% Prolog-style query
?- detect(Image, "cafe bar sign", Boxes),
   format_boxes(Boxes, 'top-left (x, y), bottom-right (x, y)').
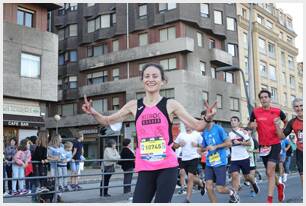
top-left (3, 103), bottom-right (41, 117)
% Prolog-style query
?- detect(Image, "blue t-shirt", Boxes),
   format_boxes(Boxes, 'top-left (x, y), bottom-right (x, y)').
top-left (281, 139), bottom-right (289, 158)
top-left (202, 124), bottom-right (229, 167)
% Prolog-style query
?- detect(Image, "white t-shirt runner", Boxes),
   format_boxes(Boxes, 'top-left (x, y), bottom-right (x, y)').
top-left (229, 128), bottom-right (250, 161)
top-left (174, 131), bottom-right (203, 161)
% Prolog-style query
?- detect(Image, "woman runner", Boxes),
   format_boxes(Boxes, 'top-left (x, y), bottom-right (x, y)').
top-left (82, 63), bottom-right (216, 203)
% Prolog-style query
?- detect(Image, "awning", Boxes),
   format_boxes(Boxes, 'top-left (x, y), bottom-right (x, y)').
top-left (3, 114), bottom-right (45, 128)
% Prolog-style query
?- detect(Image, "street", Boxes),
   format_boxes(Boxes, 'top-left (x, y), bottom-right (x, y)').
top-left (4, 172), bottom-right (303, 203)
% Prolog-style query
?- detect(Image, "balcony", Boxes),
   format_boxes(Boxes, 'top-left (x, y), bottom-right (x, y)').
top-left (209, 48), bottom-right (233, 66)
top-left (79, 37), bottom-right (194, 71)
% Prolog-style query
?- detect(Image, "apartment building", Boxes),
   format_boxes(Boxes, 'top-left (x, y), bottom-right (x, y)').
top-left (46, 3), bottom-right (241, 159)
top-left (3, 3), bottom-right (60, 144)
top-left (236, 3), bottom-right (302, 125)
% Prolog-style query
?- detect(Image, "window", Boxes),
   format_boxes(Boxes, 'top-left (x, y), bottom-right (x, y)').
top-left (243, 33), bottom-right (248, 49)
top-left (287, 19), bottom-right (293, 30)
top-left (281, 72), bottom-right (286, 85)
top-left (21, 53), bottom-right (40, 78)
top-left (200, 4), bottom-right (209, 17)
top-left (197, 32), bottom-right (203, 47)
top-left (69, 50), bottom-right (77, 62)
top-left (268, 65), bottom-right (276, 81)
top-left (159, 27), bottom-right (176, 41)
top-left (281, 51), bottom-right (286, 66)
top-left (227, 43), bottom-right (236, 56)
top-left (283, 92), bottom-right (288, 106)
top-left (202, 91), bottom-right (209, 103)
top-left (211, 67), bottom-right (216, 79)
top-left (259, 61), bottom-right (267, 77)
top-left (258, 38), bottom-right (266, 54)
top-left (58, 79), bottom-right (63, 91)
top-left (271, 87), bottom-right (278, 102)
top-left (69, 3), bottom-right (78, 11)
top-left (139, 63), bottom-right (146, 72)
top-left (87, 20), bottom-right (95, 33)
top-left (279, 32), bottom-right (283, 40)
top-left (101, 14), bottom-right (110, 28)
top-left (111, 13), bottom-right (116, 25)
top-left (268, 42), bottom-right (275, 58)
top-left (225, 72), bottom-right (233, 83)
top-left (216, 94), bottom-right (222, 109)
top-left (265, 20), bottom-right (273, 29)
top-left (69, 24), bottom-right (78, 37)
top-left (112, 68), bottom-right (120, 81)
top-left (289, 75), bottom-right (295, 89)
top-left (68, 76), bottom-right (77, 89)
top-left (94, 44), bottom-right (108, 56)
top-left (87, 46), bottom-right (93, 57)
top-left (226, 17), bottom-right (235, 31)
top-left (59, 54), bottom-right (64, 65)
top-left (200, 61), bottom-right (206, 76)
top-left (160, 58), bottom-right (176, 71)
top-left (139, 33), bottom-right (148, 46)
top-left (112, 40), bottom-right (119, 52)
top-left (92, 99), bottom-right (108, 113)
top-left (95, 17), bottom-right (100, 30)
top-left (208, 39), bottom-right (215, 49)
top-left (58, 29), bottom-right (64, 41)
top-left (230, 97), bottom-right (239, 111)
top-left (159, 3), bottom-right (176, 12)
top-left (257, 15), bottom-right (263, 24)
top-left (112, 97), bottom-right (120, 110)
top-left (261, 84), bottom-right (268, 90)
top-left (62, 103), bottom-right (76, 116)
top-left (288, 55), bottom-right (294, 69)
top-left (160, 89), bottom-right (175, 99)
top-left (214, 10), bottom-right (222, 24)
top-left (17, 8), bottom-right (33, 28)
top-left (287, 36), bottom-right (293, 44)
top-left (139, 4), bottom-right (147, 18)
top-left (87, 71), bottom-right (108, 85)
top-left (244, 57), bottom-right (249, 77)
top-left (242, 8), bottom-right (247, 19)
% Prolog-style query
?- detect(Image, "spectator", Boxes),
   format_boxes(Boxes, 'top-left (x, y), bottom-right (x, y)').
top-left (25, 136), bottom-right (37, 194)
top-left (101, 139), bottom-right (120, 197)
top-left (58, 141), bottom-right (73, 192)
top-left (71, 131), bottom-right (84, 191)
top-left (118, 138), bottom-right (135, 194)
top-left (4, 137), bottom-right (17, 196)
top-left (12, 139), bottom-right (31, 195)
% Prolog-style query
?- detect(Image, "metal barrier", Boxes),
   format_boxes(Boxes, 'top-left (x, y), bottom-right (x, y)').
top-left (3, 159), bottom-right (137, 202)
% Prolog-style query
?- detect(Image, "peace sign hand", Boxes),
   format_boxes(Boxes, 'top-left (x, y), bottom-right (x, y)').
top-left (82, 94), bottom-right (97, 115)
top-left (204, 101), bottom-right (217, 121)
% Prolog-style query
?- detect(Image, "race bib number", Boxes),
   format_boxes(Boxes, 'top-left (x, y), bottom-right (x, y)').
top-left (140, 137), bottom-right (166, 162)
top-left (208, 152), bottom-right (221, 166)
top-left (297, 131), bottom-right (303, 143)
top-left (259, 146), bottom-right (271, 157)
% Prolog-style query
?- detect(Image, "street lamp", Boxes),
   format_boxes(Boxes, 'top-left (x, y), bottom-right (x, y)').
top-left (54, 114), bottom-right (61, 135)
top-left (215, 65), bottom-right (253, 116)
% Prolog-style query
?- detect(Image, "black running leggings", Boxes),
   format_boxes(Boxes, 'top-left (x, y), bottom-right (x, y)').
top-left (133, 166), bottom-right (178, 203)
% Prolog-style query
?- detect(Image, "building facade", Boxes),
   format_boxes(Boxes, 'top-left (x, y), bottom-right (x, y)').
top-left (3, 3), bottom-right (60, 144)
top-left (46, 3), bottom-right (241, 159)
top-left (236, 3), bottom-right (302, 125)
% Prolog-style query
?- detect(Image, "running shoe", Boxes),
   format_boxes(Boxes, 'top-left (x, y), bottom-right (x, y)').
top-left (244, 181), bottom-right (251, 187)
top-left (277, 182), bottom-right (285, 202)
top-left (184, 198), bottom-right (191, 203)
top-left (251, 182), bottom-right (260, 194)
top-left (283, 173), bottom-right (288, 183)
top-left (178, 188), bottom-right (185, 195)
top-left (3, 191), bottom-right (12, 197)
top-left (229, 189), bottom-right (240, 203)
top-left (19, 189), bottom-right (29, 195)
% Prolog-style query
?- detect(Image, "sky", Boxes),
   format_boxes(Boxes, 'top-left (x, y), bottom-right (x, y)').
top-left (276, 3), bottom-right (303, 62)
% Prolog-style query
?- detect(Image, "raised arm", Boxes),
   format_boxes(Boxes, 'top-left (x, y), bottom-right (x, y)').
top-left (82, 95), bottom-right (136, 126)
top-left (168, 99), bottom-right (217, 132)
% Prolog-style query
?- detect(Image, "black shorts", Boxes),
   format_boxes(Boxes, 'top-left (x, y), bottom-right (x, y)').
top-left (250, 166), bottom-right (256, 170)
top-left (260, 143), bottom-right (281, 168)
top-left (182, 158), bottom-right (199, 175)
top-left (178, 158), bottom-right (183, 169)
top-left (229, 158), bottom-right (250, 175)
top-left (296, 149), bottom-right (303, 175)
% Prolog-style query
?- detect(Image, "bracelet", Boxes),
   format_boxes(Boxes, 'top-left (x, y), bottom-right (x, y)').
top-left (203, 115), bottom-right (212, 123)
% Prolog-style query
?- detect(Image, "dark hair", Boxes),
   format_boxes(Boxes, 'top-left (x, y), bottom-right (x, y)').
top-left (18, 139), bottom-right (29, 151)
top-left (122, 138), bottom-right (131, 147)
top-left (28, 136), bottom-right (37, 144)
top-left (140, 63), bottom-right (166, 81)
top-left (106, 139), bottom-right (116, 148)
top-left (231, 116), bottom-right (240, 122)
top-left (9, 137), bottom-right (17, 144)
top-left (258, 89), bottom-right (271, 98)
top-left (201, 110), bottom-right (207, 116)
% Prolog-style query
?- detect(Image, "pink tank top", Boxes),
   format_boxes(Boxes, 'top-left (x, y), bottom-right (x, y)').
top-left (135, 97), bottom-right (178, 172)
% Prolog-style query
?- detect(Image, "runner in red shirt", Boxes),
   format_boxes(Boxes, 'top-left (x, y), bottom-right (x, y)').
top-left (249, 90), bottom-right (287, 203)
top-left (282, 98), bottom-right (303, 186)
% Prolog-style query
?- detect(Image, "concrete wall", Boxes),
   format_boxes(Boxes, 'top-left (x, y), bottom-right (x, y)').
top-left (3, 22), bottom-right (58, 101)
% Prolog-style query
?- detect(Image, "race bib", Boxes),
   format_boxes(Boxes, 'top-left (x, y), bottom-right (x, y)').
top-left (208, 152), bottom-right (221, 166)
top-left (297, 131), bottom-right (303, 143)
top-left (259, 146), bottom-right (271, 157)
top-left (140, 137), bottom-right (166, 162)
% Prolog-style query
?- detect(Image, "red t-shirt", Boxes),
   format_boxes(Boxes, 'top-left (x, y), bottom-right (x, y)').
top-left (283, 117), bottom-right (303, 151)
top-left (250, 107), bottom-right (286, 146)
